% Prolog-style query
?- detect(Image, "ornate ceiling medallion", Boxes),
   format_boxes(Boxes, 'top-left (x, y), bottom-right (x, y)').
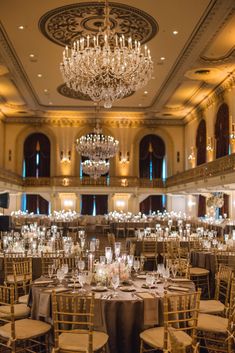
top-left (39, 2), bottom-right (158, 47)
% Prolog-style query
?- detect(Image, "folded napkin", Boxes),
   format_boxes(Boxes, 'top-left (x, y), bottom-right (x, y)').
top-left (168, 286), bottom-right (189, 292)
top-left (44, 287), bottom-right (68, 293)
top-left (38, 292), bottom-right (51, 317)
top-left (171, 278), bottom-right (191, 283)
top-left (33, 279), bottom-right (54, 285)
top-left (136, 292), bottom-right (158, 325)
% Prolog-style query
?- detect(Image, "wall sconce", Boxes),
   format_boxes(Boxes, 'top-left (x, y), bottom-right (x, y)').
top-left (60, 151), bottom-right (71, 164)
top-left (206, 137), bottom-right (214, 152)
top-left (188, 147), bottom-right (195, 163)
top-left (230, 123), bottom-right (235, 144)
top-left (121, 178), bottom-right (128, 187)
top-left (119, 151), bottom-right (130, 164)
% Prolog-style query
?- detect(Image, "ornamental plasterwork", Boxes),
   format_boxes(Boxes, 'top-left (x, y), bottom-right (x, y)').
top-left (39, 2), bottom-right (158, 47)
top-left (4, 116), bottom-right (183, 128)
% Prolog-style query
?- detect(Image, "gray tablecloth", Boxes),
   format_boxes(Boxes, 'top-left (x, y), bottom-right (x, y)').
top-left (29, 278), bottom-right (194, 353)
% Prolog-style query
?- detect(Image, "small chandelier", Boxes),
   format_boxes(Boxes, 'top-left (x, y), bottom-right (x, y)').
top-left (60, 0), bottom-right (153, 108)
top-left (82, 159), bottom-right (109, 179)
top-left (76, 125), bottom-right (119, 160)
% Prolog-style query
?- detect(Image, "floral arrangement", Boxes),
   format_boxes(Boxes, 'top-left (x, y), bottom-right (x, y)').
top-left (207, 194), bottom-right (224, 208)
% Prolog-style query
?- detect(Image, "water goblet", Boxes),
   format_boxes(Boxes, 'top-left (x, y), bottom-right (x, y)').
top-left (145, 273), bottom-right (155, 289)
top-left (111, 274), bottom-right (120, 296)
top-left (71, 269), bottom-right (78, 293)
top-left (77, 260), bottom-right (85, 272)
top-left (56, 268), bottom-right (64, 286)
top-left (133, 259), bottom-right (140, 276)
top-left (78, 272), bottom-right (86, 292)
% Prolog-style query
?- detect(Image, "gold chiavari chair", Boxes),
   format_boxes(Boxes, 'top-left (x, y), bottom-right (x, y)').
top-left (12, 258), bottom-right (32, 305)
top-left (196, 276), bottom-right (235, 353)
top-left (139, 290), bottom-right (201, 353)
top-left (0, 285), bottom-right (51, 353)
top-left (41, 251), bottom-right (65, 277)
top-left (58, 256), bottom-right (78, 272)
top-left (216, 251), bottom-right (235, 272)
top-left (52, 291), bottom-right (108, 353)
top-left (199, 264), bottom-right (232, 315)
top-left (141, 239), bottom-right (157, 269)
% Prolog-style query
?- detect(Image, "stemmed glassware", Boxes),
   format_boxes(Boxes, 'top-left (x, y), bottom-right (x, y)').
top-left (111, 274), bottom-right (120, 296)
top-left (133, 259), bottom-right (140, 277)
top-left (77, 260), bottom-right (85, 272)
top-left (78, 272), bottom-right (86, 292)
top-left (56, 268), bottom-right (65, 286)
top-left (71, 269), bottom-right (78, 293)
top-left (145, 273), bottom-right (155, 289)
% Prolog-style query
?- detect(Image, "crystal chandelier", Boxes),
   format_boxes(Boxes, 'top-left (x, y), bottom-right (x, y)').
top-left (76, 125), bottom-right (119, 160)
top-left (60, 0), bottom-right (153, 108)
top-left (82, 159), bottom-right (109, 179)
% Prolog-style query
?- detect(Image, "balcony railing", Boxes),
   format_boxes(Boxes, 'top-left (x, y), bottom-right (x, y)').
top-left (0, 167), bottom-right (22, 186)
top-left (1, 153), bottom-right (235, 190)
top-left (23, 176), bottom-right (165, 188)
top-left (166, 153), bottom-right (235, 187)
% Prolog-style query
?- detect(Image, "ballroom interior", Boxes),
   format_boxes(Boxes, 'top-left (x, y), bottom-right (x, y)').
top-left (0, 1), bottom-right (235, 353)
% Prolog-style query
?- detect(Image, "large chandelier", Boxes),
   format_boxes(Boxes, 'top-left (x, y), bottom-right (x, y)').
top-left (82, 159), bottom-right (109, 179)
top-left (60, 0), bottom-right (153, 108)
top-left (76, 125), bottom-right (119, 160)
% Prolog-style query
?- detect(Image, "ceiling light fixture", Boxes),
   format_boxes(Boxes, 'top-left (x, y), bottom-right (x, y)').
top-left (173, 30), bottom-right (178, 35)
top-left (82, 159), bottom-right (110, 179)
top-left (18, 25), bottom-right (24, 30)
top-left (60, 0), bottom-right (153, 108)
top-left (160, 56), bottom-right (165, 61)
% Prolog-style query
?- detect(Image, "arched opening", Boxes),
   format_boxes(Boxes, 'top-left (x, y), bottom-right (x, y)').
top-left (215, 103), bottom-right (229, 159)
top-left (23, 133), bottom-right (50, 177)
top-left (196, 119), bottom-right (206, 166)
top-left (139, 134), bottom-right (166, 179)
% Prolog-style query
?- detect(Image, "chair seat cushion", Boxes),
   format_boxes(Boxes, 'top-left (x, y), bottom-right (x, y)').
top-left (199, 300), bottom-right (225, 314)
top-left (6, 274), bottom-right (31, 283)
top-left (0, 318), bottom-right (51, 340)
top-left (140, 326), bottom-right (192, 349)
top-left (197, 314), bottom-right (228, 333)
top-left (189, 267), bottom-right (209, 276)
top-left (18, 294), bottom-right (29, 305)
top-left (0, 304), bottom-right (30, 319)
top-left (58, 331), bottom-right (109, 351)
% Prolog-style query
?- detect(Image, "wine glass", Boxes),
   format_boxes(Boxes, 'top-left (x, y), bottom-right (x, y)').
top-left (61, 264), bottom-right (69, 277)
top-left (111, 274), bottom-right (120, 296)
top-left (145, 273), bottom-right (155, 289)
top-left (77, 260), bottom-right (85, 272)
top-left (56, 268), bottom-right (64, 286)
top-left (71, 269), bottom-right (78, 293)
top-left (133, 259), bottom-right (140, 275)
top-left (78, 272), bottom-right (86, 292)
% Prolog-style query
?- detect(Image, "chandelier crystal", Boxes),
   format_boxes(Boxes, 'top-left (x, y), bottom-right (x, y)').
top-left (76, 125), bottom-right (119, 160)
top-left (82, 159), bottom-right (109, 179)
top-left (60, 0), bottom-right (153, 108)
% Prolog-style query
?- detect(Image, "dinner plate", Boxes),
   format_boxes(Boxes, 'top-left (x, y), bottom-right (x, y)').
top-left (137, 275), bottom-right (146, 279)
top-left (67, 283), bottom-right (81, 288)
top-left (119, 286), bottom-right (136, 292)
top-left (91, 286), bottom-right (108, 292)
top-left (141, 284), bottom-right (156, 289)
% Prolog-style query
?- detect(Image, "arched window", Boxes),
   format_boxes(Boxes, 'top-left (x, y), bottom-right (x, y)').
top-left (23, 133), bottom-right (50, 177)
top-left (196, 119), bottom-right (206, 166)
top-left (215, 103), bottom-right (229, 159)
top-left (139, 135), bottom-right (165, 179)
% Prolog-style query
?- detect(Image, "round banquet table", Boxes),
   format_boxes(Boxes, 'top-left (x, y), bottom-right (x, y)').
top-left (29, 276), bottom-right (195, 353)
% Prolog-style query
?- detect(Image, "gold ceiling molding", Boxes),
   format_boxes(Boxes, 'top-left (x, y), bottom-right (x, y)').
top-left (200, 9), bottom-right (235, 63)
top-left (4, 115), bottom-right (184, 128)
top-left (183, 72), bottom-right (235, 123)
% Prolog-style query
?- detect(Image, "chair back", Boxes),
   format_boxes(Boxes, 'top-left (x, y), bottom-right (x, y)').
top-left (214, 265), bottom-right (232, 306)
top-left (4, 253), bottom-right (27, 281)
top-left (52, 291), bottom-right (95, 353)
top-left (0, 285), bottom-right (15, 346)
top-left (168, 327), bottom-right (186, 353)
top-left (41, 251), bottom-right (64, 276)
top-left (163, 290), bottom-right (201, 352)
top-left (142, 239), bottom-right (157, 255)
